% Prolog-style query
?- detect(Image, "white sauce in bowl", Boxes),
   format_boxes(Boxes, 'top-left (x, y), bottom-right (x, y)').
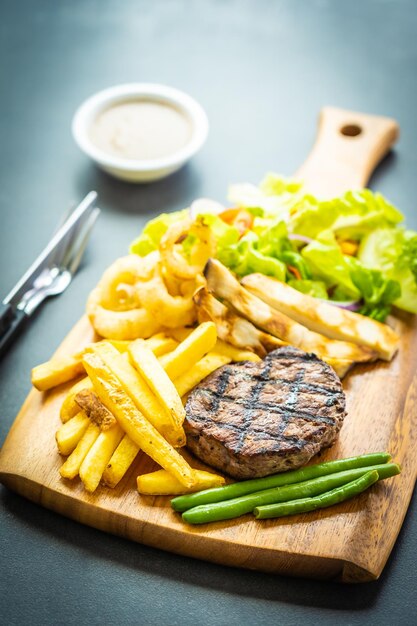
top-left (89, 101), bottom-right (193, 161)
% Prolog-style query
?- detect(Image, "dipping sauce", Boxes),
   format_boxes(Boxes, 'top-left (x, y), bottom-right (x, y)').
top-left (89, 100), bottom-right (193, 161)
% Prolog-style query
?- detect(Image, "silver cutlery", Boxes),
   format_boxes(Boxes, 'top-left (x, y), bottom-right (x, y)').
top-left (0, 192), bottom-right (100, 357)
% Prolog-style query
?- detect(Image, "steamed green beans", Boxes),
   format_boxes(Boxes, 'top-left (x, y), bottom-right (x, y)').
top-left (254, 470), bottom-right (379, 519)
top-left (181, 463), bottom-right (400, 525)
top-left (171, 452), bottom-right (391, 513)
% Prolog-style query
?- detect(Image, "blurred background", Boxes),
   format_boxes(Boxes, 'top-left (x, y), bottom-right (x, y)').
top-left (1, 2), bottom-right (416, 624)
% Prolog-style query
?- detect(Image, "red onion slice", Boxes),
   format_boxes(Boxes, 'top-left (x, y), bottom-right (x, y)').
top-left (322, 299), bottom-right (362, 312)
top-left (288, 234), bottom-right (313, 244)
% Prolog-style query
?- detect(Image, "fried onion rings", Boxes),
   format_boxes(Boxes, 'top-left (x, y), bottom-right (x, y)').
top-left (138, 263), bottom-right (197, 328)
top-left (87, 254), bottom-right (162, 339)
top-left (87, 219), bottom-right (213, 339)
top-left (159, 217), bottom-right (216, 280)
top-left (98, 252), bottom-right (159, 310)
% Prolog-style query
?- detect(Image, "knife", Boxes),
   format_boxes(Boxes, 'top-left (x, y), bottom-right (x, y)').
top-left (0, 192), bottom-right (99, 357)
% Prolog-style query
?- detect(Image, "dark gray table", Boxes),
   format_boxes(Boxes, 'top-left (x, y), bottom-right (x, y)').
top-left (1, 1), bottom-right (416, 624)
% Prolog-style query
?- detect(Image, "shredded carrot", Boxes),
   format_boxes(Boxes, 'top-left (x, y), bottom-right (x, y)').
top-left (339, 240), bottom-right (359, 256)
top-left (288, 265), bottom-right (302, 280)
top-left (219, 208), bottom-right (241, 223)
top-left (220, 208), bottom-right (254, 237)
top-left (234, 211), bottom-right (253, 236)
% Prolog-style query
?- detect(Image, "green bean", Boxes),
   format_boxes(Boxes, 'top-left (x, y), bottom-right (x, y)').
top-left (254, 470), bottom-right (379, 519)
top-left (181, 463), bottom-right (400, 525)
top-left (171, 452), bottom-right (391, 512)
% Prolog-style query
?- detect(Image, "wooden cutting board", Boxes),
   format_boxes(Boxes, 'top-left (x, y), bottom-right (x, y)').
top-left (1, 107), bottom-right (416, 583)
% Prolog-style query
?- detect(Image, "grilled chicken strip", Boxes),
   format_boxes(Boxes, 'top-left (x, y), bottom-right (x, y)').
top-left (195, 286), bottom-right (354, 378)
top-left (204, 259), bottom-right (377, 363)
top-left (194, 287), bottom-right (285, 357)
top-left (242, 273), bottom-right (399, 361)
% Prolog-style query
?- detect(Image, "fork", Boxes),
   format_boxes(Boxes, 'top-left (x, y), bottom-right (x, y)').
top-left (0, 194), bottom-right (100, 357)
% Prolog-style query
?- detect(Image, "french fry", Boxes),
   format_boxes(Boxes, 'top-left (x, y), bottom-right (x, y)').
top-left (55, 411), bottom-right (90, 456)
top-left (128, 341), bottom-right (185, 430)
top-left (168, 327), bottom-right (195, 343)
top-left (59, 423), bottom-right (100, 479)
top-left (174, 352), bottom-right (231, 398)
top-left (92, 342), bottom-right (185, 446)
top-left (60, 377), bottom-right (93, 423)
top-left (32, 340), bottom-right (130, 392)
top-left (82, 350), bottom-right (195, 488)
top-left (145, 333), bottom-right (179, 357)
top-left (158, 322), bottom-right (217, 380)
top-left (31, 356), bottom-right (85, 391)
top-left (79, 424), bottom-right (124, 492)
top-left (108, 340), bottom-right (131, 353)
top-left (102, 434), bottom-right (140, 488)
top-left (214, 339), bottom-right (261, 363)
top-left (137, 468), bottom-right (225, 495)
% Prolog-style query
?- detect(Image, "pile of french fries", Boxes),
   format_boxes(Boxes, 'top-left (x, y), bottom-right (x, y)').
top-left (32, 322), bottom-right (259, 495)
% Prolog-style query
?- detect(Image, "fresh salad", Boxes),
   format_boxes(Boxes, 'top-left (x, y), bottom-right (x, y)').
top-left (130, 173), bottom-right (417, 322)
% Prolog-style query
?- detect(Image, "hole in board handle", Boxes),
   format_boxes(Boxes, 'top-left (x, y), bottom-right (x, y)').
top-left (340, 124), bottom-right (362, 137)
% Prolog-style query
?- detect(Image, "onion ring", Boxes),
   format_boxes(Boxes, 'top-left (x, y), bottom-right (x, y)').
top-left (87, 253), bottom-right (162, 339)
top-left (159, 217), bottom-right (216, 280)
top-left (138, 263), bottom-right (197, 328)
top-left (160, 264), bottom-right (184, 297)
top-left (99, 252), bottom-right (159, 310)
top-left (87, 287), bottom-right (161, 339)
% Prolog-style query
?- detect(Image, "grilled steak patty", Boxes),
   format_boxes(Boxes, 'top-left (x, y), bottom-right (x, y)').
top-left (184, 346), bottom-right (346, 479)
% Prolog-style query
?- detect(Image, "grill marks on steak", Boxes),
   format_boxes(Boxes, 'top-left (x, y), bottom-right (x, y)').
top-left (184, 347), bottom-right (346, 479)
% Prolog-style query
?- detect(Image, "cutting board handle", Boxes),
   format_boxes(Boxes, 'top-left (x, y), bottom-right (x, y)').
top-left (296, 106), bottom-right (399, 198)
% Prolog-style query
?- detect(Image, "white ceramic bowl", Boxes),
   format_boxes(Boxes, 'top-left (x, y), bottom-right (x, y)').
top-left (72, 83), bottom-right (209, 183)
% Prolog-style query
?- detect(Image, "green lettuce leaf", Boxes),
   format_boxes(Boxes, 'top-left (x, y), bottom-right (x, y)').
top-left (349, 262), bottom-right (401, 321)
top-left (287, 279), bottom-right (328, 299)
top-left (229, 173), bottom-right (403, 243)
top-left (259, 173), bottom-right (303, 196)
top-left (290, 190), bottom-right (403, 240)
top-left (280, 251), bottom-right (312, 280)
top-left (399, 232), bottom-right (417, 284)
top-left (129, 209), bottom-right (189, 256)
top-left (358, 228), bottom-right (417, 313)
top-left (301, 231), bottom-right (360, 298)
top-left (254, 218), bottom-right (289, 256)
top-left (227, 173), bottom-right (303, 216)
top-left (199, 213), bottom-right (240, 249)
top-left (218, 239), bottom-right (287, 280)
top-left (300, 231), bottom-right (401, 319)
top-left (129, 173), bottom-right (413, 321)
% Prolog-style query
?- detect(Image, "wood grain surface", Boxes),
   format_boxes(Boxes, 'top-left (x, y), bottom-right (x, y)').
top-left (1, 108), bottom-right (415, 583)
top-left (296, 106), bottom-right (399, 198)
